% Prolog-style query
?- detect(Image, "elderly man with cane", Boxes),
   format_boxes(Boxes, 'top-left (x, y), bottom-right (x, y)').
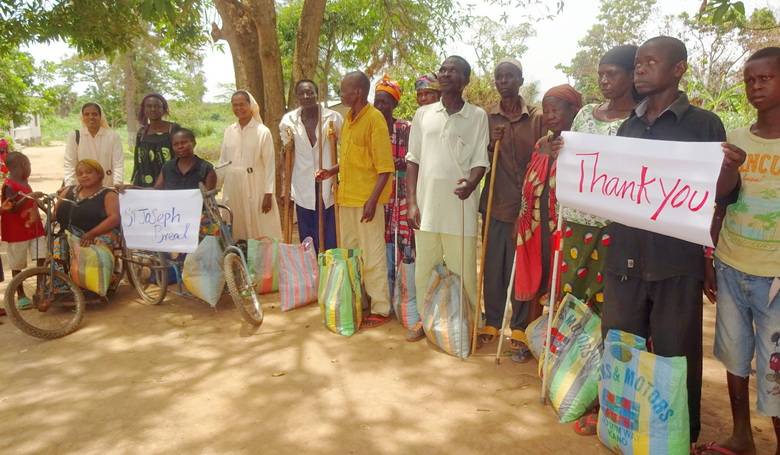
top-left (474, 58), bottom-right (545, 357)
top-left (406, 56), bottom-right (490, 342)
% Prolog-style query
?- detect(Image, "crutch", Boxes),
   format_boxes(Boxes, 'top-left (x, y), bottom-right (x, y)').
top-left (540, 210), bottom-right (564, 403)
top-left (495, 248), bottom-right (518, 364)
top-left (472, 125), bottom-right (505, 353)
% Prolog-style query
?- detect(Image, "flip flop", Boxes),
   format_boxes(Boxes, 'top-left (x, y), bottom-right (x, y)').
top-left (692, 442), bottom-right (742, 455)
top-left (573, 412), bottom-right (598, 436)
top-left (362, 314), bottom-right (390, 329)
top-left (477, 325), bottom-right (499, 345)
top-left (509, 329), bottom-right (528, 350)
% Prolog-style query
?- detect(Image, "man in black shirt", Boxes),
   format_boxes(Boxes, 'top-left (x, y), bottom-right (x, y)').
top-left (602, 36), bottom-right (745, 444)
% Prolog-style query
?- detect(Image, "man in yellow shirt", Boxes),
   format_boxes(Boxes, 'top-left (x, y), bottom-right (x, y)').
top-left (316, 71), bottom-right (394, 328)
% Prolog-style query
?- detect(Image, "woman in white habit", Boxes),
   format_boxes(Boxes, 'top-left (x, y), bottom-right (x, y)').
top-left (64, 102), bottom-right (124, 187)
top-left (218, 90), bottom-right (281, 240)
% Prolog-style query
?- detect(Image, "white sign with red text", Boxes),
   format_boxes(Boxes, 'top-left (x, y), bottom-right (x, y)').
top-left (556, 131), bottom-right (722, 247)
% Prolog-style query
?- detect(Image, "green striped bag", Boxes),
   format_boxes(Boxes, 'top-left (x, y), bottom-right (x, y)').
top-left (421, 264), bottom-right (472, 359)
top-left (247, 237), bottom-right (279, 294)
top-left (67, 233), bottom-right (114, 296)
top-left (598, 330), bottom-right (689, 454)
top-left (318, 248), bottom-right (363, 336)
top-left (545, 295), bottom-right (603, 423)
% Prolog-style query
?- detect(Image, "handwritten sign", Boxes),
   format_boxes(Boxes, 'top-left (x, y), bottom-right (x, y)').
top-left (557, 131), bottom-right (722, 247)
top-left (119, 189), bottom-right (203, 253)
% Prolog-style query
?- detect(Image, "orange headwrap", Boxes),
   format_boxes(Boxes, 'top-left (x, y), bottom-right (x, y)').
top-left (543, 84), bottom-right (583, 112)
top-left (375, 74), bottom-right (402, 102)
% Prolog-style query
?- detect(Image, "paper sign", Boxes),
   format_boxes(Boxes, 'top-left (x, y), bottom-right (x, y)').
top-left (556, 131), bottom-right (723, 247)
top-left (119, 189), bottom-right (203, 253)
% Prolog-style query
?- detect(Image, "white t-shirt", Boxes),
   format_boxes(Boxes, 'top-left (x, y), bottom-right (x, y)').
top-left (64, 127), bottom-right (124, 186)
top-left (407, 101), bottom-right (490, 237)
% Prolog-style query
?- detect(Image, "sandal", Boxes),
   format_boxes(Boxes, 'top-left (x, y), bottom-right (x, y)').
top-left (573, 412), bottom-right (598, 436)
top-left (692, 442), bottom-right (742, 455)
top-left (477, 325), bottom-right (499, 345)
top-left (509, 329), bottom-right (528, 350)
top-left (362, 314), bottom-right (391, 329)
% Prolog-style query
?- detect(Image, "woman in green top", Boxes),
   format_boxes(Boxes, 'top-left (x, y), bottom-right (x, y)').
top-left (131, 93), bottom-right (180, 187)
top-left (563, 44), bottom-right (638, 437)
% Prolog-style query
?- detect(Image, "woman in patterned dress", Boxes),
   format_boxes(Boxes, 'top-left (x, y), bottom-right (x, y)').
top-left (562, 45), bottom-right (639, 437)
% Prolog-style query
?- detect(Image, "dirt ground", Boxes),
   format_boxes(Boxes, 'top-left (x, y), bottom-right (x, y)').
top-left (0, 145), bottom-right (775, 455)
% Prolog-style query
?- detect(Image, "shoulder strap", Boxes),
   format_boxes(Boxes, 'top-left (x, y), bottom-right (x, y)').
top-left (75, 129), bottom-right (80, 145)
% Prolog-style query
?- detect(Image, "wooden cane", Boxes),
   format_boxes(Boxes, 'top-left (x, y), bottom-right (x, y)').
top-left (471, 126), bottom-right (505, 353)
top-left (327, 120), bottom-right (340, 247)
top-left (316, 108), bottom-right (325, 250)
top-left (540, 210), bottom-right (564, 403)
top-left (283, 126), bottom-right (295, 243)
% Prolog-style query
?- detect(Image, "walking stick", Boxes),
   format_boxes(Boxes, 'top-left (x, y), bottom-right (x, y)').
top-left (495, 249), bottom-right (518, 364)
top-left (540, 210), bottom-right (564, 403)
top-left (472, 126), bottom-right (505, 353)
top-left (283, 127), bottom-right (295, 243)
top-left (327, 120), bottom-right (340, 247)
top-left (316, 109), bottom-right (325, 250)
top-left (458, 181), bottom-right (468, 360)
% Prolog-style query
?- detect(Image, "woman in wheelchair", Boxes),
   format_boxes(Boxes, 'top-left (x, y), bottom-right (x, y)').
top-left (55, 159), bottom-right (121, 248)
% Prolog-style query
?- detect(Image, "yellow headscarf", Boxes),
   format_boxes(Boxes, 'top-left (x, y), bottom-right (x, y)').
top-left (77, 158), bottom-right (105, 176)
top-left (234, 90), bottom-right (263, 124)
top-left (80, 102), bottom-right (110, 129)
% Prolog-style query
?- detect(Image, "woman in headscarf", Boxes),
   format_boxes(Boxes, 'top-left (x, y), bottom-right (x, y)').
top-left (373, 74), bottom-right (415, 310)
top-left (513, 84), bottom-right (582, 359)
top-left (218, 90), bottom-right (281, 241)
top-left (415, 73), bottom-right (441, 107)
top-left (564, 45), bottom-right (638, 437)
top-left (131, 93), bottom-right (180, 187)
top-left (64, 103), bottom-right (123, 188)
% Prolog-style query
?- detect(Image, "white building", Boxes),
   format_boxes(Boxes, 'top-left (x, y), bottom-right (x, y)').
top-left (11, 114), bottom-right (42, 145)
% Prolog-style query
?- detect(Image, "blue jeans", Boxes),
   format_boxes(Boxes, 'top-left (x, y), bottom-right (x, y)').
top-left (714, 258), bottom-right (780, 417)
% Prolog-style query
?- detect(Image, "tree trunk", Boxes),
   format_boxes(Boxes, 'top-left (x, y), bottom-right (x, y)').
top-left (248, 0), bottom-right (287, 195)
top-left (122, 50), bottom-right (138, 150)
top-left (212, 0), bottom-right (265, 113)
top-left (286, 0), bottom-right (327, 108)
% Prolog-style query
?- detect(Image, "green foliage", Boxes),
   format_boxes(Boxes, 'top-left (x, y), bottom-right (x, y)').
top-left (0, 0), bottom-right (206, 58)
top-left (276, 0), bottom-right (461, 99)
top-left (467, 16), bottom-right (535, 76)
top-left (699, 0), bottom-right (746, 26)
top-left (558, 0), bottom-right (656, 102)
top-left (0, 48), bottom-right (37, 128)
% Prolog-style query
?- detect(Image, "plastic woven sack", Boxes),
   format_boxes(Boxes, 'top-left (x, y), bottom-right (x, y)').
top-left (278, 237), bottom-right (318, 311)
top-left (393, 257), bottom-right (418, 329)
top-left (182, 235), bottom-right (225, 307)
top-left (421, 264), bottom-right (472, 359)
top-left (318, 248), bottom-right (363, 336)
top-left (525, 313), bottom-right (548, 361)
top-left (598, 330), bottom-right (690, 455)
top-left (247, 237), bottom-right (279, 294)
top-left (545, 295), bottom-right (603, 422)
top-left (67, 234), bottom-right (114, 296)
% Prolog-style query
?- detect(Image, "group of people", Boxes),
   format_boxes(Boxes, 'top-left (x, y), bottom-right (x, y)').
top-left (0, 33), bottom-right (777, 454)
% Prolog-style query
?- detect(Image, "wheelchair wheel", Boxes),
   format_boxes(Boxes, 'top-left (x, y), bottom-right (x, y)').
top-left (125, 249), bottom-right (168, 305)
top-left (3, 267), bottom-right (86, 339)
top-left (223, 252), bottom-right (263, 326)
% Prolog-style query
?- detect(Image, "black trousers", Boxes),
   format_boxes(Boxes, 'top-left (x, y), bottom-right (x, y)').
top-left (602, 272), bottom-right (704, 442)
top-left (482, 217), bottom-right (531, 331)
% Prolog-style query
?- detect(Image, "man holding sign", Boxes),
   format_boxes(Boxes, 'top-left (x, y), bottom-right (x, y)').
top-left (556, 36), bottom-right (744, 443)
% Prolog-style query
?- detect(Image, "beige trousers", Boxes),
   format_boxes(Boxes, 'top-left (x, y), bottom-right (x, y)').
top-left (338, 206), bottom-right (390, 316)
top-left (414, 230), bottom-right (477, 316)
